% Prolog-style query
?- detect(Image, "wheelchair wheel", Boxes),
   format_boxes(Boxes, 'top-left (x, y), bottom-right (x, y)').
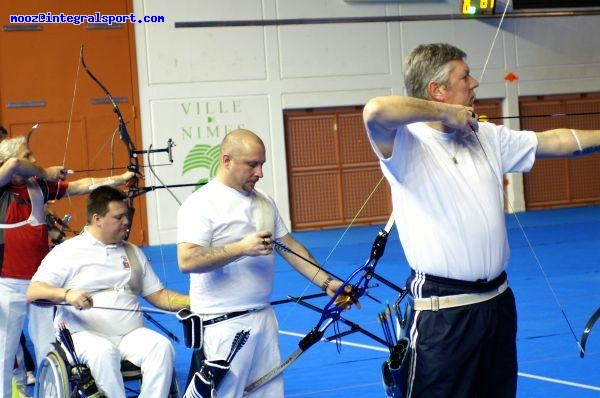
top-left (34, 350), bottom-right (69, 398)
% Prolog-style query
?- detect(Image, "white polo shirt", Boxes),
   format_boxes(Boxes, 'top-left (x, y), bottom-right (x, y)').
top-left (32, 228), bottom-right (163, 335)
top-left (370, 122), bottom-right (537, 282)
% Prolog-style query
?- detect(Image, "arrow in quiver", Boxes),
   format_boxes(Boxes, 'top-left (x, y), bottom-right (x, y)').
top-left (184, 330), bottom-right (250, 398)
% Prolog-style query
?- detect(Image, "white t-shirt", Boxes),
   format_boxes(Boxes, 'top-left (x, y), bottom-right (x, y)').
top-left (177, 180), bottom-right (289, 314)
top-left (32, 228), bottom-right (163, 335)
top-left (370, 122), bottom-right (538, 281)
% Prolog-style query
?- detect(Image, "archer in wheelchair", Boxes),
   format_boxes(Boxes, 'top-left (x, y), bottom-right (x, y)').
top-left (27, 186), bottom-right (190, 397)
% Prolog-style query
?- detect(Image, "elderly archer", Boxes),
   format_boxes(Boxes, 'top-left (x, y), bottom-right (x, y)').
top-left (27, 185), bottom-right (190, 397)
top-left (363, 42), bottom-right (600, 398)
top-left (0, 134), bottom-right (135, 398)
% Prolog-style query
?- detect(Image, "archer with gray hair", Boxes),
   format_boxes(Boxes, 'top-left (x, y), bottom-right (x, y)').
top-left (403, 43), bottom-right (467, 100)
top-left (0, 132), bottom-right (135, 397)
top-left (363, 43), bottom-right (600, 397)
top-left (0, 136), bottom-right (27, 164)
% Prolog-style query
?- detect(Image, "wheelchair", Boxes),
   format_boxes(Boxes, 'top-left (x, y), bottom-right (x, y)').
top-left (34, 343), bottom-right (181, 397)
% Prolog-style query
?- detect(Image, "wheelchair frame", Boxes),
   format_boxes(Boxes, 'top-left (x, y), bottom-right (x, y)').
top-left (34, 344), bottom-right (180, 398)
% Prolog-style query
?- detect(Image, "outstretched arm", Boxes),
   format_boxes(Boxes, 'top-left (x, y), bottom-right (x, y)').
top-left (0, 158), bottom-right (63, 187)
top-left (535, 128), bottom-right (600, 157)
top-left (65, 171), bottom-right (135, 196)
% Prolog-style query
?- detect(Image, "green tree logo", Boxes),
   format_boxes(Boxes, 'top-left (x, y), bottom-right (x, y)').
top-left (182, 144), bottom-right (221, 190)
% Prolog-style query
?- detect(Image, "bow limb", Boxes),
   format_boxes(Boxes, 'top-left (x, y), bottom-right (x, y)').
top-left (242, 317), bottom-right (335, 397)
top-left (80, 46), bottom-right (138, 173)
top-left (580, 307), bottom-right (600, 358)
top-left (79, 46), bottom-right (140, 241)
top-left (243, 215), bottom-right (400, 395)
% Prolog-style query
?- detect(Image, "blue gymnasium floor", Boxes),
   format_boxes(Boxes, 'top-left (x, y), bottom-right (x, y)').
top-left (140, 205), bottom-right (600, 398)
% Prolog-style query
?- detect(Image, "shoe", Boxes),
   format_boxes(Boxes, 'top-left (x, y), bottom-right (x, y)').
top-left (17, 385), bottom-right (32, 398)
top-left (26, 371), bottom-right (35, 386)
top-left (12, 379), bottom-right (32, 398)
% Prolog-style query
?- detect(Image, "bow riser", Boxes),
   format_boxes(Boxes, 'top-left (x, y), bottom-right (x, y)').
top-left (244, 216), bottom-right (401, 395)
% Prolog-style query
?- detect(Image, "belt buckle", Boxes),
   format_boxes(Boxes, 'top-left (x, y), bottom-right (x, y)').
top-left (430, 296), bottom-right (440, 311)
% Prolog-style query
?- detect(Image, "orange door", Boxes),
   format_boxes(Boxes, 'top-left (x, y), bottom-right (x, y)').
top-left (0, 0), bottom-right (148, 245)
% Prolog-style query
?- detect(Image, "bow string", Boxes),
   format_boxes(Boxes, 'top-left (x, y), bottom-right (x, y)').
top-left (475, 0), bottom-right (585, 352)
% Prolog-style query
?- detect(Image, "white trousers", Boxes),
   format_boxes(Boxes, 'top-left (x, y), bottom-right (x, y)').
top-left (202, 306), bottom-right (283, 398)
top-left (70, 327), bottom-right (175, 398)
top-left (28, 305), bottom-right (55, 367)
top-left (0, 277), bottom-right (61, 398)
top-left (0, 278), bottom-right (28, 398)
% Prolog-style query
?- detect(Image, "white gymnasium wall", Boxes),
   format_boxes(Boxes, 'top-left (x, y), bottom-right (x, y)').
top-left (132, 0), bottom-right (600, 245)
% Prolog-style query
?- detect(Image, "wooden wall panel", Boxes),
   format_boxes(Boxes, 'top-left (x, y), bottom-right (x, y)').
top-left (0, 0), bottom-right (147, 245)
top-left (284, 107), bottom-right (390, 230)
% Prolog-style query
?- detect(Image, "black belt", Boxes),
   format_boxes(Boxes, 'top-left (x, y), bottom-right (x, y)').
top-left (203, 310), bottom-right (251, 326)
top-left (410, 270), bottom-right (507, 293)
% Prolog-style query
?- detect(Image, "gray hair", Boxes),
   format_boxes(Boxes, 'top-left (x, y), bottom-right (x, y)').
top-left (404, 43), bottom-right (467, 100)
top-left (0, 136), bottom-right (27, 164)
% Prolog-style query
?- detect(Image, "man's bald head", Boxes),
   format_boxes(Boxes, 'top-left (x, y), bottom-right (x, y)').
top-left (220, 129), bottom-right (265, 158)
top-left (217, 129), bottom-right (266, 194)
